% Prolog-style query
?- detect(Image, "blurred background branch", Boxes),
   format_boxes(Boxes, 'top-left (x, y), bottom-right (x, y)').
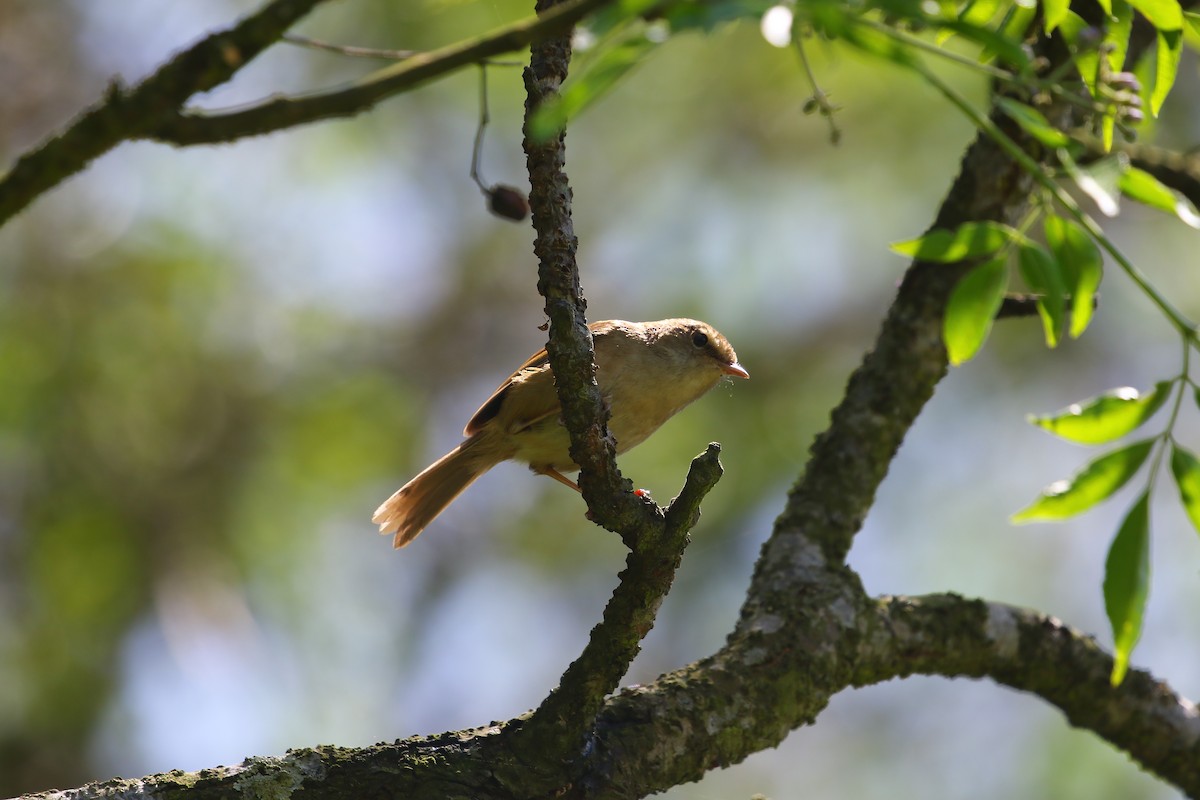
top-left (0, 0), bottom-right (336, 226)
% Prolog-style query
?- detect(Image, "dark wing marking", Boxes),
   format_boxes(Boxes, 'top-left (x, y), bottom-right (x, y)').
top-left (463, 347), bottom-right (552, 436)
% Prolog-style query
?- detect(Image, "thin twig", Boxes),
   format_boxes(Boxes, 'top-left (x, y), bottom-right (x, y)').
top-left (282, 33), bottom-right (526, 65)
top-left (795, 33), bottom-right (842, 145)
top-left (282, 33), bottom-right (419, 60)
top-left (470, 65), bottom-right (491, 192)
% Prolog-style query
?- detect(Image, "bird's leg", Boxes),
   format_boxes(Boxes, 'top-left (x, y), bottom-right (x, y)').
top-left (532, 466), bottom-right (581, 492)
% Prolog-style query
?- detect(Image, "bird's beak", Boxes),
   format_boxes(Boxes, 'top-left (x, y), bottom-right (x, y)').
top-left (723, 361), bottom-right (750, 379)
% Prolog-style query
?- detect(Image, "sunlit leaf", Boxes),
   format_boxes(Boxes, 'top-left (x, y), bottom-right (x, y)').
top-left (1151, 29), bottom-right (1183, 116)
top-left (528, 35), bottom-right (659, 141)
top-left (890, 221), bottom-right (1017, 262)
top-left (1043, 0), bottom-right (1071, 31)
top-left (1106, 0), bottom-right (1134, 74)
top-left (1012, 439), bottom-right (1153, 522)
top-left (1028, 383), bottom-right (1170, 444)
top-left (1059, 12), bottom-right (1101, 96)
top-left (1127, 0), bottom-right (1183, 31)
top-left (958, 0), bottom-right (1005, 28)
top-left (1186, 10), bottom-right (1200, 38)
top-left (1017, 241), bottom-right (1066, 347)
top-left (995, 98), bottom-right (1072, 147)
top-left (1119, 166), bottom-right (1177, 211)
top-left (1118, 166), bottom-right (1200, 227)
top-left (1099, 0), bottom-right (1134, 150)
top-left (1104, 491), bottom-right (1151, 686)
top-left (1043, 214), bottom-right (1102, 337)
top-left (944, 256), bottom-right (1008, 365)
top-left (983, 4), bottom-right (1039, 66)
top-left (1170, 444), bottom-right (1200, 536)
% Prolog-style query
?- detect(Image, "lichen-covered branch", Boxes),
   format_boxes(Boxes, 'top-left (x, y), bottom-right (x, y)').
top-left (859, 594), bottom-right (1200, 794)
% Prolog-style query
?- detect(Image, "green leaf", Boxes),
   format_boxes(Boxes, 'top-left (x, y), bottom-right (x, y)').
top-left (528, 35), bottom-right (659, 141)
top-left (1100, 0), bottom-right (1134, 150)
top-left (944, 256), bottom-right (1008, 365)
top-left (1012, 439), bottom-right (1153, 522)
top-left (1119, 166), bottom-right (1178, 211)
top-left (1059, 12), bottom-right (1101, 96)
top-left (1106, 0), bottom-right (1134, 74)
top-left (983, 4), bottom-right (1039, 66)
top-left (1044, 0), bottom-right (1070, 32)
top-left (1028, 383), bottom-right (1170, 444)
top-left (890, 222), bottom-right (1017, 262)
top-left (1017, 241), bottom-right (1067, 347)
top-left (1043, 214), bottom-right (1102, 337)
top-left (958, 0), bottom-right (1005, 28)
top-left (1186, 10), bottom-right (1200, 38)
top-left (833, 16), bottom-right (918, 65)
top-left (940, 17), bottom-right (1035, 70)
top-left (1151, 29), bottom-right (1183, 116)
top-left (995, 98), bottom-right (1072, 147)
top-left (1118, 166), bottom-right (1200, 227)
top-left (584, 0), bottom-right (665, 36)
top-left (1170, 444), bottom-right (1200, 536)
top-left (1104, 491), bottom-right (1151, 686)
top-left (1127, 0), bottom-right (1183, 31)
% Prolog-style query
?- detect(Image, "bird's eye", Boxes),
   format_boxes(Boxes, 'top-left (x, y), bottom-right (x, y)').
top-left (691, 331), bottom-right (709, 348)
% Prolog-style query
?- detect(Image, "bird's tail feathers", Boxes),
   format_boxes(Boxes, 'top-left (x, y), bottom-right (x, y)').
top-left (372, 437), bottom-right (492, 548)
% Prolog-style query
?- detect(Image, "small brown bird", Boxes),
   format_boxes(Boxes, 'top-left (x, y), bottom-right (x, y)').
top-left (373, 318), bottom-right (748, 548)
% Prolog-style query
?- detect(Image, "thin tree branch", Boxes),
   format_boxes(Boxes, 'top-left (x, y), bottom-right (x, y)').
top-left (520, 0), bottom-right (632, 529)
top-left (503, 0), bottom-right (720, 785)
top-left (0, 0), bottom-right (336, 227)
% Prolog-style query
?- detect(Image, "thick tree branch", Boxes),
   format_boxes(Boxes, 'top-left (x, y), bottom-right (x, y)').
top-left (0, 0), bottom-right (335, 227)
top-left (861, 594), bottom-right (1200, 793)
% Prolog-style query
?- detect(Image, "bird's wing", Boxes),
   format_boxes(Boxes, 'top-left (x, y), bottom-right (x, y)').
top-left (463, 322), bottom-right (622, 437)
top-left (463, 348), bottom-right (556, 436)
